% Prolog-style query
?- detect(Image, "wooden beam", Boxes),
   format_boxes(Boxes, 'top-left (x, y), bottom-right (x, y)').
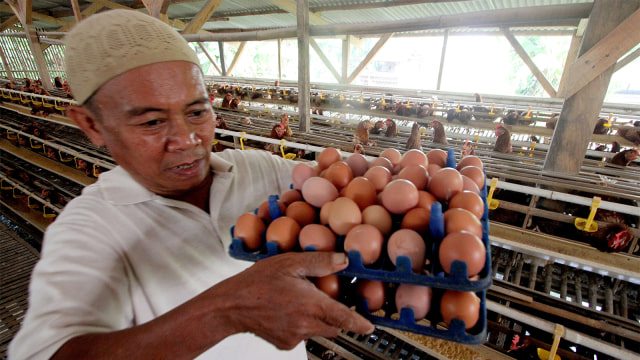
top-left (347, 33), bottom-right (392, 84)
top-left (218, 41), bottom-right (226, 75)
top-left (543, 0), bottom-right (640, 175)
top-left (556, 31), bottom-right (582, 97)
top-left (310, 37), bottom-right (341, 83)
top-left (562, 8), bottom-right (640, 98)
top-left (0, 3), bottom-right (67, 26)
top-left (70, 0), bottom-right (82, 23)
top-left (183, 0), bottom-right (224, 34)
top-left (615, 46), bottom-right (640, 72)
top-left (436, 29), bottom-right (448, 90)
top-left (277, 38), bottom-right (282, 80)
top-left (224, 41), bottom-right (246, 76)
top-left (141, 0), bottom-right (170, 19)
top-left (297, 0), bottom-right (311, 133)
top-left (341, 36), bottom-right (350, 84)
top-left (502, 26), bottom-right (557, 98)
top-left (0, 46), bottom-right (15, 81)
top-left (270, 0), bottom-right (329, 25)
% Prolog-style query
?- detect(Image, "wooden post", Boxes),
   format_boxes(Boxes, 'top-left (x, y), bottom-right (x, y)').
top-left (297, 0), bottom-right (311, 133)
top-left (436, 29), bottom-right (448, 90)
top-left (218, 41), bottom-right (226, 76)
top-left (543, 0), bottom-right (640, 175)
top-left (70, 0), bottom-right (82, 23)
top-left (0, 46), bottom-right (15, 81)
top-left (341, 36), bottom-right (350, 84)
top-left (141, 0), bottom-right (170, 20)
top-left (277, 38), bottom-right (282, 81)
top-left (182, 0), bottom-right (223, 34)
top-left (556, 31), bottom-right (582, 97)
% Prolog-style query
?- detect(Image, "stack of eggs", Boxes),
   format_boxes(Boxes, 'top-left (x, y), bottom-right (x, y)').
top-left (231, 147), bottom-right (491, 344)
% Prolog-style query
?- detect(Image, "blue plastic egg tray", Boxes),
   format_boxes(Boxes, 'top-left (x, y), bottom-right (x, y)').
top-left (228, 149), bottom-right (490, 344)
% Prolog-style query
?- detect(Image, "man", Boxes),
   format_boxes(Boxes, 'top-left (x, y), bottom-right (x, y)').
top-left (9, 9), bottom-right (373, 360)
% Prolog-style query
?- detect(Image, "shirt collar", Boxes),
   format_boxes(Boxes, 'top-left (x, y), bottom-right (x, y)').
top-left (99, 153), bottom-right (234, 205)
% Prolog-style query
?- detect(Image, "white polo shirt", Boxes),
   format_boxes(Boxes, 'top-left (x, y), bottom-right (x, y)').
top-left (9, 149), bottom-right (305, 360)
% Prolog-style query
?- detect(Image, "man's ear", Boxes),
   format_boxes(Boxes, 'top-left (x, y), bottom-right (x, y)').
top-left (66, 105), bottom-right (106, 147)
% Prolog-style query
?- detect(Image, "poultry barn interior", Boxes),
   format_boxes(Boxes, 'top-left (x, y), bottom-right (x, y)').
top-left (1, 0), bottom-right (640, 359)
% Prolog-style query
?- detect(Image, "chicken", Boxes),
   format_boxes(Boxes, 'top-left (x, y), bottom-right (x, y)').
top-left (416, 104), bottom-right (433, 118)
top-left (221, 92), bottom-right (233, 108)
top-left (370, 120), bottom-right (386, 135)
top-left (473, 93), bottom-right (483, 103)
top-left (431, 119), bottom-right (448, 145)
top-left (385, 118), bottom-right (397, 137)
top-left (406, 122), bottom-right (422, 151)
top-left (611, 140), bottom-right (621, 153)
top-left (617, 125), bottom-right (640, 145)
top-left (573, 201), bottom-right (635, 253)
top-left (504, 110), bottom-right (519, 126)
top-left (461, 139), bottom-right (475, 157)
top-left (609, 148), bottom-right (639, 166)
top-left (457, 109), bottom-right (472, 124)
top-left (494, 124), bottom-right (512, 153)
top-left (229, 98), bottom-right (241, 110)
top-left (266, 123), bottom-right (286, 153)
top-left (546, 113), bottom-right (559, 129)
top-left (355, 120), bottom-right (375, 146)
top-left (279, 114), bottom-right (293, 137)
top-left (593, 118), bottom-right (610, 135)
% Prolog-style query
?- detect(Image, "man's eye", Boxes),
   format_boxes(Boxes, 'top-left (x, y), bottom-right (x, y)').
top-left (143, 119), bottom-right (162, 127)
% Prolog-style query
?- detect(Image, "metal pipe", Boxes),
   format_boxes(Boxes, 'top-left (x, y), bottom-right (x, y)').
top-left (487, 301), bottom-right (640, 360)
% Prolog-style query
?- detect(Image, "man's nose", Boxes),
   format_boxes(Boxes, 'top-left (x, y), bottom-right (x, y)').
top-left (166, 118), bottom-right (202, 152)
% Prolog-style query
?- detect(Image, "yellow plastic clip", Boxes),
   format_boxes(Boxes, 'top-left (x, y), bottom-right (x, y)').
top-left (0, 178), bottom-right (12, 190)
top-left (530, 142), bottom-right (536, 151)
top-left (541, 324), bottom-right (565, 360)
top-left (359, 93), bottom-right (364, 103)
top-left (382, 95), bottom-right (387, 106)
top-left (489, 103), bottom-right (495, 115)
top-left (487, 178), bottom-right (499, 210)
top-left (455, 102), bottom-right (461, 113)
top-left (239, 132), bottom-right (246, 150)
top-left (474, 134), bottom-right (479, 142)
top-left (29, 136), bottom-right (42, 149)
top-left (27, 196), bottom-right (39, 209)
top-left (420, 127), bottom-right (426, 136)
top-left (13, 187), bottom-right (24, 199)
top-left (212, 140), bottom-right (219, 146)
top-left (575, 196), bottom-right (601, 232)
top-left (93, 163), bottom-right (101, 177)
top-left (604, 113), bottom-right (613, 127)
top-left (432, 99), bottom-right (436, 108)
top-left (280, 139), bottom-right (287, 158)
top-left (43, 204), bottom-right (57, 218)
top-left (320, 91), bottom-right (325, 100)
top-left (267, 87), bottom-right (271, 95)
top-left (340, 92), bottom-right (344, 101)
top-left (524, 106), bottom-right (532, 119)
top-left (406, 100), bottom-right (412, 109)
top-left (283, 88), bottom-right (287, 96)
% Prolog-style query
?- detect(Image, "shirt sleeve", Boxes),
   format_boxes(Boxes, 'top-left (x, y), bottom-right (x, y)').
top-left (8, 197), bottom-right (134, 360)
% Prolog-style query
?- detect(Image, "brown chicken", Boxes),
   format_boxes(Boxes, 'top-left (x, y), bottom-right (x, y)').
top-left (370, 120), bottom-right (385, 135)
top-left (279, 114), bottom-right (293, 137)
top-left (494, 124), bottom-right (512, 153)
top-left (221, 92), bottom-right (233, 108)
top-left (406, 122), bottom-right (422, 151)
top-left (431, 119), bottom-right (448, 145)
top-left (617, 125), bottom-right (640, 145)
top-left (593, 118), bottom-right (610, 135)
top-left (385, 118), bottom-right (397, 137)
top-left (609, 148), bottom-right (639, 166)
top-left (355, 120), bottom-right (375, 146)
top-left (473, 93), bottom-right (483, 103)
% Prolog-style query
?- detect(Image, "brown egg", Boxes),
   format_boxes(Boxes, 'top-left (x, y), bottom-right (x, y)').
top-left (285, 201), bottom-right (317, 227)
top-left (380, 179), bottom-right (419, 214)
top-left (279, 189), bottom-right (302, 206)
top-left (397, 165), bottom-right (429, 190)
top-left (323, 161), bottom-right (354, 189)
top-left (401, 207), bottom-right (431, 236)
top-left (426, 163), bottom-right (442, 177)
top-left (449, 191), bottom-right (485, 219)
top-left (363, 166), bottom-right (392, 192)
top-left (315, 275), bottom-right (340, 300)
top-left (345, 153), bottom-right (369, 177)
top-left (456, 155), bottom-right (483, 171)
top-left (380, 148), bottom-right (402, 167)
top-left (440, 290), bottom-right (480, 329)
top-left (344, 224), bottom-right (384, 265)
top-left (266, 216), bottom-right (300, 252)
top-left (399, 149), bottom-right (428, 170)
top-left (299, 224), bottom-right (336, 251)
top-left (416, 191), bottom-right (438, 211)
top-left (387, 229), bottom-right (426, 273)
top-left (362, 205), bottom-right (393, 236)
top-left (291, 163), bottom-right (317, 190)
top-left (459, 166), bottom-right (485, 191)
top-left (233, 213), bottom-right (266, 251)
top-left (462, 175), bottom-right (481, 194)
top-left (444, 208), bottom-right (482, 238)
top-left (257, 199), bottom-right (286, 222)
top-left (428, 167), bottom-right (463, 201)
top-left (319, 201), bottom-right (333, 225)
top-left (301, 176), bottom-right (339, 208)
top-left (427, 149), bottom-right (448, 168)
top-left (395, 284), bottom-right (432, 320)
top-left (438, 231), bottom-right (486, 277)
top-left (357, 279), bottom-right (386, 311)
top-left (369, 156), bottom-right (394, 173)
top-left (343, 177), bottom-right (377, 210)
top-left (318, 147), bottom-right (342, 171)
top-left (328, 197), bottom-right (362, 235)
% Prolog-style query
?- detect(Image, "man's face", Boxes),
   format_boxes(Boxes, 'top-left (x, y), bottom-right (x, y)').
top-left (83, 61), bottom-right (215, 197)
